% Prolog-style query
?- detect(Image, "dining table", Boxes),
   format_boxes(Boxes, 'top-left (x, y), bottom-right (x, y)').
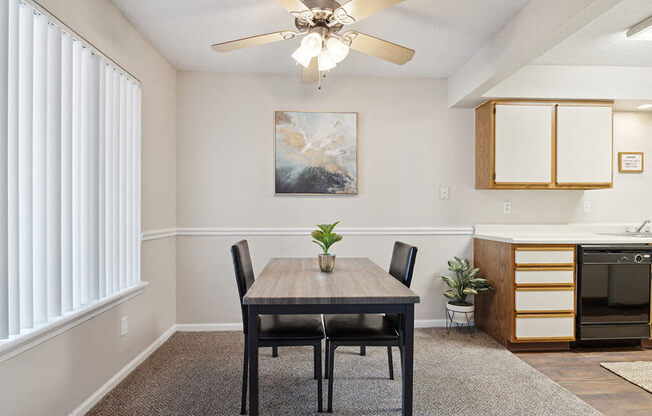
top-left (243, 257), bottom-right (421, 415)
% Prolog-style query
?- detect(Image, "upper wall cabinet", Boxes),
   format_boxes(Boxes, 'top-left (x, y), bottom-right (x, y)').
top-left (494, 104), bottom-right (553, 184)
top-left (475, 100), bottom-right (613, 190)
top-left (556, 105), bottom-right (613, 185)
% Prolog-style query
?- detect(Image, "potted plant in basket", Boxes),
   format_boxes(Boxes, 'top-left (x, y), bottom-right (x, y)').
top-left (311, 221), bottom-right (343, 272)
top-left (441, 257), bottom-right (493, 324)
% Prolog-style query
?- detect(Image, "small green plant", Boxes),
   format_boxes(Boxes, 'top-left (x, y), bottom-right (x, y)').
top-left (311, 221), bottom-right (343, 255)
top-left (442, 257), bottom-right (493, 306)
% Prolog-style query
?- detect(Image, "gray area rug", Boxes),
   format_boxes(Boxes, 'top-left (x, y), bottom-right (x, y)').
top-left (601, 361), bottom-right (652, 394)
top-left (87, 328), bottom-right (601, 415)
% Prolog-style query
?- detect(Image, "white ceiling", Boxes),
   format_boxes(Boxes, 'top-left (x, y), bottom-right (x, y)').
top-left (110, 0), bottom-right (531, 78)
top-left (535, 0), bottom-right (652, 67)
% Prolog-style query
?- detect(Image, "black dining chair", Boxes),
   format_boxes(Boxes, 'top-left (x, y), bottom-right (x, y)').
top-left (323, 241), bottom-right (418, 413)
top-left (231, 240), bottom-right (324, 414)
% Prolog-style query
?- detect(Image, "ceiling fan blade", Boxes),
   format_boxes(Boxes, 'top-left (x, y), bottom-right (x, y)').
top-left (345, 31), bottom-right (414, 65)
top-left (212, 31), bottom-right (297, 52)
top-left (335, 0), bottom-right (405, 24)
top-left (301, 58), bottom-right (319, 84)
top-left (275, 0), bottom-right (311, 14)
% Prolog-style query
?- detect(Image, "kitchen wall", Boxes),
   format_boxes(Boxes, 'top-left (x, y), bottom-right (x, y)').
top-left (175, 71), bottom-right (652, 326)
top-left (0, 1), bottom-right (177, 415)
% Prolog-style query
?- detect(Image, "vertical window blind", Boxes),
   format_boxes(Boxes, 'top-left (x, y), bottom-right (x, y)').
top-left (0, 0), bottom-right (141, 342)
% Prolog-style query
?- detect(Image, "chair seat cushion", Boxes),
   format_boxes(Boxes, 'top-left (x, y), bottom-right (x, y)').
top-left (258, 314), bottom-right (324, 340)
top-left (324, 314), bottom-right (398, 341)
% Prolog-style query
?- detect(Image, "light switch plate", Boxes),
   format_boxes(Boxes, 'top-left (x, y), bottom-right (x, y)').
top-left (583, 200), bottom-right (591, 213)
top-left (439, 185), bottom-right (449, 200)
top-left (503, 201), bottom-right (512, 214)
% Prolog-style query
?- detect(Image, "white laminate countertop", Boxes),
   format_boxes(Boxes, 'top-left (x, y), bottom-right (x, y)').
top-left (474, 224), bottom-right (652, 244)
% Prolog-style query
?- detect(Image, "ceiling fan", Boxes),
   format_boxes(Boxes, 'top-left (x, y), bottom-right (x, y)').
top-left (211, 0), bottom-right (415, 86)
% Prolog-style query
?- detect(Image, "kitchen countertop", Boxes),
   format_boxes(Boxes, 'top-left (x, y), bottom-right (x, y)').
top-left (474, 224), bottom-right (652, 244)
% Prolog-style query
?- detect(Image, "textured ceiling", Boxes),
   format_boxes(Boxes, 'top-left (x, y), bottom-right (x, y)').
top-left (110, 0), bottom-right (531, 77)
top-left (535, 0), bottom-right (652, 67)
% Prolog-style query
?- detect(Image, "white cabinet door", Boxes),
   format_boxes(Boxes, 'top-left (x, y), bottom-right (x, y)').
top-left (556, 105), bottom-right (613, 184)
top-left (494, 105), bottom-right (553, 184)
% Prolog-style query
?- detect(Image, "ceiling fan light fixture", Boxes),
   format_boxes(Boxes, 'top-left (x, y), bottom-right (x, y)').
top-left (292, 46), bottom-right (312, 68)
top-left (301, 32), bottom-right (323, 57)
top-left (326, 37), bottom-right (349, 63)
top-left (318, 49), bottom-right (336, 72)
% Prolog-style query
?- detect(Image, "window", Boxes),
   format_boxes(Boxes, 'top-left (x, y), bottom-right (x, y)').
top-left (0, 0), bottom-right (141, 343)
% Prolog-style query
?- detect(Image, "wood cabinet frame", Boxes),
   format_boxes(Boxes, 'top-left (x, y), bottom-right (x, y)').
top-left (473, 239), bottom-right (577, 350)
top-left (475, 99), bottom-right (614, 190)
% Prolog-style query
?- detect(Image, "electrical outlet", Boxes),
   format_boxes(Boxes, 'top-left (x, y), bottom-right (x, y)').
top-left (503, 201), bottom-right (512, 214)
top-left (439, 185), bottom-right (449, 200)
top-left (121, 316), bottom-right (128, 336)
top-left (583, 200), bottom-right (591, 213)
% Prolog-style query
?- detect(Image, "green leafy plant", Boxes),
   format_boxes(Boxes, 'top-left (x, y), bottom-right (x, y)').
top-left (311, 221), bottom-right (343, 255)
top-left (441, 257), bottom-right (493, 306)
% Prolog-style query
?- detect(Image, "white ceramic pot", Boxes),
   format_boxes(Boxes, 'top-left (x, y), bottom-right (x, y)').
top-left (446, 302), bottom-right (474, 324)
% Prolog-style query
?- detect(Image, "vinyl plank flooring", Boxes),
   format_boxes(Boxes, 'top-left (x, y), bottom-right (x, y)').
top-left (517, 348), bottom-right (652, 416)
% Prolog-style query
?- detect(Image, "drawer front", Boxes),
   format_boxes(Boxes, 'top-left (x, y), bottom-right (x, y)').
top-left (515, 289), bottom-right (574, 312)
top-left (515, 249), bottom-right (574, 265)
top-left (515, 315), bottom-right (574, 340)
top-left (515, 269), bottom-right (574, 285)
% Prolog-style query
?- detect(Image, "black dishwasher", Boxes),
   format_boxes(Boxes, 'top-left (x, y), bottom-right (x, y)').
top-left (577, 245), bottom-right (651, 341)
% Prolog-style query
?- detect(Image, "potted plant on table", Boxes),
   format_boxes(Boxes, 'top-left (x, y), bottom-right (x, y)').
top-left (311, 221), bottom-right (342, 272)
top-left (441, 257), bottom-right (493, 324)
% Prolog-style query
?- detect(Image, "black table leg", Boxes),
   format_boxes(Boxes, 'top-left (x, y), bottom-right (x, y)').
top-left (315, 342), bottom-right (323, 412)
top-left (324, 340), bottom-right (329, 380)
top-left (248, 305), bottom-right (259, 416)
top-left (402, 304), bottom-right (414, 416)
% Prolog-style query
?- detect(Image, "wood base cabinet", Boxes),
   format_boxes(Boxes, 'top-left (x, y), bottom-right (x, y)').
top-left (475, 100), bottom-right (613, 190)
top-left (473, 239), bottom-right (577, 350)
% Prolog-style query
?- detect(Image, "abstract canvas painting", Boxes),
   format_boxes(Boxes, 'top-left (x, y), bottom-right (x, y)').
top-left (275, 111), bottom-right (357, 194)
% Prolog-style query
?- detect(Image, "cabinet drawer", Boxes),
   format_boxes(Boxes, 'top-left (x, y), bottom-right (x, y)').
top-left (515, 249), bottom-right (574, 265)
top-left (515, 269), bottom-right (574, 285)
top-left (515, 289), bottom-right (574, 312)
top-left (515, 315), bottom-right (574, 340)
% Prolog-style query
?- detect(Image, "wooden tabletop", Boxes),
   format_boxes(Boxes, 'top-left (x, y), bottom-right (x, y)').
top-left (243, 258), bottom-right (420, 305)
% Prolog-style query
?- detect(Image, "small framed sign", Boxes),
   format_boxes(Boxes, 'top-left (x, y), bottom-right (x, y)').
top-left (618, 152), bottom-right (644, 173)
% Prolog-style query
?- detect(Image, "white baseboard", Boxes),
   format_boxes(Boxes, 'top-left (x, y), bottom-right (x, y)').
top-left (415, 319), bottom-right (447, 328)
top-left (70, 325), bottom-right (176, 416)
top-left (176, 319), bottom-right (447, 332)
top-left (176, 322), bottom-right (244, 332)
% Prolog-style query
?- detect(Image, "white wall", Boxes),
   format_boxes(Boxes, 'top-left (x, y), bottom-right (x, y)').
top-left (582, 112), bottom-right (652, 222)
top-left (485, 65), bottom-right (652, 101)
top-left (0, 1), bottom-right (177, 415)
top-left (176, 71), bottom-right (652, 326)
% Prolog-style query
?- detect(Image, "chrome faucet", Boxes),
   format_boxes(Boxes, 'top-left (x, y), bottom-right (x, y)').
top-left (635, 219), bottom-right (651, 233)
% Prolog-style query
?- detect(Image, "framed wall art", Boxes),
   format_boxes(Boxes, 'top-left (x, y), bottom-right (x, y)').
top-left (274, 111), bottom-right (358, 195)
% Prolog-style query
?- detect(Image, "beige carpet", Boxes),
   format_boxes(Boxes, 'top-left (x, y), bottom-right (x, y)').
top-left (87, 328), bottom-right (601, 415)
top-left (601, 361), bottom-right (652, 394)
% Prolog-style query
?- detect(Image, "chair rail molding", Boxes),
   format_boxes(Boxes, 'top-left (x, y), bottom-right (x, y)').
top-left (141, 226), bottom-right (474, 241)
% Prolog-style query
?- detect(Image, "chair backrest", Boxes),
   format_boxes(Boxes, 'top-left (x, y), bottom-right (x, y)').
top-left (388, 241), bottom-right (418, 288)
top-left (231, 240), bottom-right (256, 334)
top-left (387, 241), bottom-right (418, 332)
